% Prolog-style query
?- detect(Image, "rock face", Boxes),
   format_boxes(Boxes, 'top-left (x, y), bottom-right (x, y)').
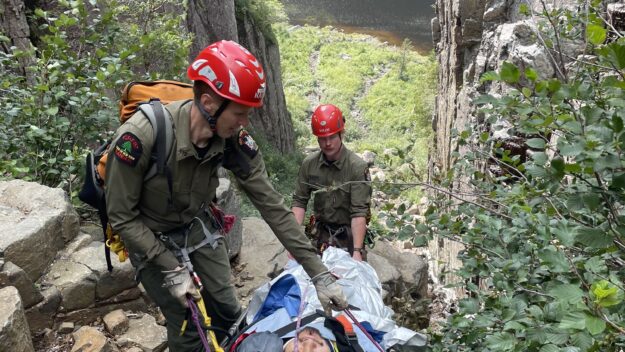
top-left (430, 0), bottom-right (583, 293)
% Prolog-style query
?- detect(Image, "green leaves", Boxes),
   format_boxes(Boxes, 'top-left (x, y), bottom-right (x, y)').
top-left (526, 138), bottom-right (546, 149)
top-left (549, 284), bottom-right (584, 304)
top-left (575, 227), bottom-right (614, 249)
top-left (590, 280), bottom-right (624, 308)
top-left (485, 332), bottom-right (516, 351)
top-left (500, 62), bottom-right (521, 84)
top-left (586, 24), bottom-right (606, 46)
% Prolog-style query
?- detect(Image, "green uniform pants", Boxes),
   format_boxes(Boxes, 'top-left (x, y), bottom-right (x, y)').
top-left (138, 219), bottom-right (241, 351)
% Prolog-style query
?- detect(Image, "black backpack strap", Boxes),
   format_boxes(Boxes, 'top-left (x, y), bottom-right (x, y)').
top-left (272, 310), bottom-right (326, 337)
top-left (97, 198), bottom-right (113, 272)
top-left (138, 100), bottom-right (175, 208)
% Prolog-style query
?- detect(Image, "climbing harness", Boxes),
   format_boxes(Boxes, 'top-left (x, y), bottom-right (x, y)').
top-left (158, 205), bottom-right (235, 352)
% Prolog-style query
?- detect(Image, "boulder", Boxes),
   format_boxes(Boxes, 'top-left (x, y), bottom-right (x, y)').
top-left (0, 261), bottom-right (43, 309)
top-left (25, 286), bottom-right (62, 332)
top-left (41, 259), bottom-right (96, 311)
top-left (370, 240), bottom-right (428, 300)
top-left (237, 218), bottom-right (289, 300)
top-left (103, 309), bottom-right (129, 335)
top-left (0, 286), bottom-right (35, 352)
top-left (116, 314), bottom-right (167, 352)
top-left (71, 326), bottom-right (116, 352)
top-left (217, 177), bottom-right (243, 259)
top-left (0, 179), bottom-right (79, 282)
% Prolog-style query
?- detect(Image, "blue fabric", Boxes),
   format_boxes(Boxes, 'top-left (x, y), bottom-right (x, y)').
top-left (359, 321), bottom-right (385, 343)
top-left (253, 274), bottom-right (302, 321)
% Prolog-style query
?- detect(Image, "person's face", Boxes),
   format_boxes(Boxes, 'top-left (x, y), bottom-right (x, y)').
top-left (317, 133), bottom-right (342, 160)
top-left (215, 101), bottom-right (252, 138)
top-left (284, 329), bottom-right (331, 352)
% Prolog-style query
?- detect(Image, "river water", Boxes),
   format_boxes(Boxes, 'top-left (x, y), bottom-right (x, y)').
top-left (280, 0), bottom-right (436, 53)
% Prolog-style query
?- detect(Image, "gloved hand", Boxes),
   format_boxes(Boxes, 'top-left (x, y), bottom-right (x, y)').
top-left (162, 266), bottom-right (202, 307)
top-left (312, 271), bottom-right (348, 315)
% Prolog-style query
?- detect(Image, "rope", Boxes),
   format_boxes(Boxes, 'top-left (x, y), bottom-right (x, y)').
top-left (343, 309), bottom-right (384, 352)
top-left (293, 282), bottom-right (311, 352)
top-left (188, 297), bottom-right (212, 352)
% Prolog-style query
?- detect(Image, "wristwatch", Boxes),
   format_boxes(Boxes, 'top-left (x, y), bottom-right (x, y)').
top-left (353, 247), bottom-right (366, 253)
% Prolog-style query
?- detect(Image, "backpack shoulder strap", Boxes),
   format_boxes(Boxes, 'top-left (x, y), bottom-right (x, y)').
top-left (137, 100), bottom-right (174, 180)
top-left (138, 99), bottom-right (175, 208)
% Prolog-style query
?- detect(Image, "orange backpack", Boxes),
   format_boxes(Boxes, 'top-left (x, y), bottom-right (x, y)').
top-left (79, 80), bottom-right (193, 271)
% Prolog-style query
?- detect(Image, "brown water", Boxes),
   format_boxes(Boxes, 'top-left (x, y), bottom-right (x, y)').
top-left (281, 0), bottom-right (436, 54)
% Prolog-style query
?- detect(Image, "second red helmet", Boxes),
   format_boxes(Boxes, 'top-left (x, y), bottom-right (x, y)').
top-left (187, 40), bottom-right (266, 107)
top-left (311, 104), bottom-right (344, 137)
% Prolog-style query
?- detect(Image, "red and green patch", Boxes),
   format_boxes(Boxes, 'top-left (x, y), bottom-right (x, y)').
top-left (114, 132), bottom-right (143, 167)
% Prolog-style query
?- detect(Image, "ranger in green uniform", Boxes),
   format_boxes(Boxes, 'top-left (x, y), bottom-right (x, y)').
top-left (105, 41), bottom-right (347, 351)
top-left (292, 104), bottom-right (372, 261)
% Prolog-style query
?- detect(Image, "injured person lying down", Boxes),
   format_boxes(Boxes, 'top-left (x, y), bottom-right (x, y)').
top-left (283, 327), bottom-right (332, 352)
top-left (227, 247), bottom-right (427, 352)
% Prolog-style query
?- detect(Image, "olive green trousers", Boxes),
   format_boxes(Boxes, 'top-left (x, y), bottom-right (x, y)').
top-left (139, 222), bottom-right (241, 352)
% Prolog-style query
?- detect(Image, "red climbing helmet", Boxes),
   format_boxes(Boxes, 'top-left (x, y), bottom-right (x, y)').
top-left (187, 40), bottom-right (266, 107)
top-left (311, 104), bottom-right (344, 137)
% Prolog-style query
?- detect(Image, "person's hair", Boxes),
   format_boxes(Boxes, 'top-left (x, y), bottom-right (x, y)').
top-left (193, 80), bottom-right (223, 103)
top-left (299, 327), bottom-right (322, 337)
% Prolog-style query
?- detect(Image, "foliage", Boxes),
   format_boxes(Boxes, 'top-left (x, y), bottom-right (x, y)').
top-left (0, 0), bottom-right (190, 198)
top-left (238, 130), bottom-right (305, 217)
top-left (115, 0), bottom-right (192, 80)
top-left (275, 23), bottom-right (435, 170)
top-left (425, 2), bottom-right (625, 350)
top-left (235, 0), bottom-right (287, 45)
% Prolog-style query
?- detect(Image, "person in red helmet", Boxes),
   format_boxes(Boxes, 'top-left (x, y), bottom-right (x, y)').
top-left (292, 104), bottom-right (372, 261)
top-left (105, 41), bottom-right (347, 351)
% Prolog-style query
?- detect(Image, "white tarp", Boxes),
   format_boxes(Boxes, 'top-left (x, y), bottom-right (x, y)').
top-left (245, 247), bottom-right (427, 351)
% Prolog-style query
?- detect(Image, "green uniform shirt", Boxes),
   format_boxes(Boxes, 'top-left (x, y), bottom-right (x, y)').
top-left (292, 146), bottom-right (372, 225)
top-left (105, 100), bottom-right (326, 277)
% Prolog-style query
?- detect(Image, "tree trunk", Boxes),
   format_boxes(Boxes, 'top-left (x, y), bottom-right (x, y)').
top-left (0, 0), bottom-right (34, 82)
top-left (237, 12), bottom-right (294, 153)
top-left (186, 0), bottom-right (237, 59)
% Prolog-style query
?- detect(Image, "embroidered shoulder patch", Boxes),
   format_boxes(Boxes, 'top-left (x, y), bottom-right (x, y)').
top-left (114, 132), bottom-right (143, 167)
top-left (238, 130), bottom-right (258, 158)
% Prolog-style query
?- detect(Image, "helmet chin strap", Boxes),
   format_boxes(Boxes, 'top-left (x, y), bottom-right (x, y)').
top-left (195, 98), bottom-right (230, 132)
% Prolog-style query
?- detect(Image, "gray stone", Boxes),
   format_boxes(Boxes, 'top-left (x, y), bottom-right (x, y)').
top-left (360, 150), bottom-right (377, 166)
top-left (61, 234), bottom-right (95, 258)
top-left (431, 17), bottom-right (441, 44)
top-left (483, 0), bottom-right (508, 22)
top-left (216, 177), bottom-right (243, 259)
top-left (0, 180), bottom-right (79, 282)
top-left (58, 321), bottom-right (75, 334)
top-left (0, 261), bottom-right (43, 308)
top-left (367, 252), bottom-right (401, 293)
top-left (0, 286), bottom-right (35, 352)
top-left (237, 218), bottom-right (289, 300)
top-left (71, 326), bottom-right (115, 352)
top-left (70, 242), bottom-right (137, 300)
top-left (117, 314), bottom-right (167, 352)
top-left (41, 259), bottom-right (96, 311)
top-left (103, 309), bottom-right (129, 335)
top-left (25, 286), bottom-right (62, 333)
top-left (370, 240), bottom-right (428, 300)
top-left (80, 223), bottom-right (105, 242)
top-left (56, 297), bottom-right (148, 327)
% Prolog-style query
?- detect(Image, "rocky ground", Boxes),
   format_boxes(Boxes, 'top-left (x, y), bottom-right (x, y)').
top-left (33, 242), bottom-right (453, 352)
